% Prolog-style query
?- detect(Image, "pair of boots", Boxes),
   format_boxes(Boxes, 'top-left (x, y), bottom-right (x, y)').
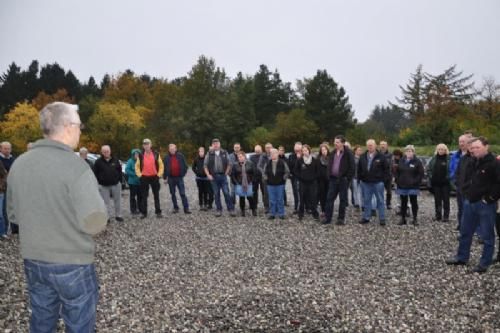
top-left (398, 215), bottom-right (418, 226)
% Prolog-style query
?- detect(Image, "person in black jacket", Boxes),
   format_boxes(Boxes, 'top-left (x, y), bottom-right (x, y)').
top-left (395, 145), bottom-right (424, 226)
top-left (295, 144), bottom-right (320, 221)
top-left (453, 140), bottom-right (475, 231)
top-left (358, 139), bottom-right (390, 225)
top-left (426, 143), bottom-right (451, 222)
top-left (317, 143), bottom-right (330, 217)
top-left (278, 145), bottom-right (288, 206)
top-left (446, 137), bottom-right (500, 274)
top-left (250, 145), bottom-right (264, 212)
top-left (264, 148), bottom-right (290, 219)
top-left (323, 136), bottom-right (355, 225)
top-left (232, 151), bottom-right (258, 217)
top-left (163, 144), bottom-right (191, 214)
top-left (192, 147), bottom-right (213, 210)
top-left (94, 145), bottom-right (123, 222)
top-left (287, 142), bottom-right (302, 214)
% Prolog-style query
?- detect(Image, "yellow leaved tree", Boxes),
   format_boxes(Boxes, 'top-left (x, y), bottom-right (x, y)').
top-left (87, 100), bottom-right (149, 159)
top-left (0, 102), bottom-right (42, 153)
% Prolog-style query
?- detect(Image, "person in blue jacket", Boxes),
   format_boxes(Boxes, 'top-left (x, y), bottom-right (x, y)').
top-left (126, 149), bottom-right (142, 215)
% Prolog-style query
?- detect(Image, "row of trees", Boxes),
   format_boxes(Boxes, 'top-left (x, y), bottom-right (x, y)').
top-left (0, 56), bottom-right (355, 158)
top-left (352, 65), bottom-right (500, 146)
top-left (1, 57), bottom-right (499, 159)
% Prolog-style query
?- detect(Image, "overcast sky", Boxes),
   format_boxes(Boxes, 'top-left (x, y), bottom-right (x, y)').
top-left (1, 0), bottom-right (499, 120)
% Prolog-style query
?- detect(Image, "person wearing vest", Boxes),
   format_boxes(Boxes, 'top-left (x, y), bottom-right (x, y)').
top-left (135, 138), bottom-right (164, 219)
top-left (323, 135), bottom-right (355, 225)
top-left (358, 139), bottom-right (390, 226)
top-left (294, 144), bottom-right (320, 221)
top-left (232, 151), bottom-right (258, 217)
top-left (204, 138), bottom-right (235, 217)
top-left (163, 143), bottom-right (191, 214)
top-left (264, 148), bottom-right (290, 220)
top-left (446, 136), bottom-right (500, 274)
top-left (192, 147), bottom-right (214, 210)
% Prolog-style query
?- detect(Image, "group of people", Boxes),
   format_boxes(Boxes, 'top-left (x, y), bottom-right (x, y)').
top-left (1, 101), bottom-right (500, 331)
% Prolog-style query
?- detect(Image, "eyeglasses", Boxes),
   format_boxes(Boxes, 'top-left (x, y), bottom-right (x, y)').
top-left (70, 122), bottom-right (85, 130)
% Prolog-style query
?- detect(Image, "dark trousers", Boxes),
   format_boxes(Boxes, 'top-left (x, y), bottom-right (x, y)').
top-left (325, 177), bottom-right (349, 223)
top-left (167, 176), bottom-right (189, 210)
top-left (384, 179), bottom-right (392, 207)
top-left (291, 176), bottom-right (300, 211)
top-left (252, 180), bottom-right (268, 210)
top-left (239, 195), bottom-right (256, 211)
top-left (299, 180), bottom-right (318, 218)
top-left (456, 191), bottom-right (464, 228)
top-left (139, 176), bottom-right (161, 215)
top-left (317, 178), bottom-right (329, 213)
top-left (196, 178), bottom-right (213, 208)
top-left (129, 184), bottom-right (141, 214)
top-left (400, 195), bottom-right (418, 219)
top-left (432, 184), bottom-right (450, 219)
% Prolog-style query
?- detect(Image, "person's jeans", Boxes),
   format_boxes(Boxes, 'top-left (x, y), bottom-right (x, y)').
top-left (211, 174), bottom-right (234, 212)
top-left (433, 184), bottom-right (450, 219)
top-left (361, 181), bottom-right (385, 221)
top-left (167, 177), bottom-right (189, 210)
top-left (456, 200), bottom-right (496, 267)
top-left (291, 177), bottom-right (300, 211)
top-left (267, 185), bottom-right (285, 217)
top-left (0, 193), bottom-right (5, 235)
top-left (129, 184), bottom-right (141, 214)
top-left (139, 176), bottom-right (162, 215)
top-left (24, 260), bottom-right (99, 333)
top-left (324, 177), bottom-right (349, 223)
top-left (351, 178), bottom-right (362, 207)
top-left (98, 183), bottom-right (122, 218)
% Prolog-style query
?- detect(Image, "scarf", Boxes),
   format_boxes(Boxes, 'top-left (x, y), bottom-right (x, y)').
top-left (303, 155), bottom-right (312, 165)
top-left (241, 161), bottom-right (249, 192)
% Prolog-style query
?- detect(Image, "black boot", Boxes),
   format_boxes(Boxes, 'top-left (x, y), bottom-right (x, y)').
top-left (413, 216), bottom-right (418, 226)
top-left (398, 217), bottom-right (406, 225)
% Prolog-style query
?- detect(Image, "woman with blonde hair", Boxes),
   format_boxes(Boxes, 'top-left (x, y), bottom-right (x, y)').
top-left (395, 145), bottom-right (424, 225)
top-left (426, 143), bottom-right (451, 222)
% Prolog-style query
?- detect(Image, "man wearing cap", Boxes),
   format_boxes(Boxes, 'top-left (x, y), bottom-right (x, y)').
top-left (135, 138), bottom-right (164, 218)
top-left (204, 139), bottom-right (236, 217)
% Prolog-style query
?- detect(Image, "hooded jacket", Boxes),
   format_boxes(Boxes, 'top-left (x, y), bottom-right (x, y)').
top-left (126, 149), bottom-right (141, 186)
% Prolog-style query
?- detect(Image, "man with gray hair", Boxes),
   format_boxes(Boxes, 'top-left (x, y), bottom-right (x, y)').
top-left (79, 147), bottom-right (94, 169)
top-left (7, 102), bottom-right (107, 331)
top-left (94, 145), bottom-right (124, 222)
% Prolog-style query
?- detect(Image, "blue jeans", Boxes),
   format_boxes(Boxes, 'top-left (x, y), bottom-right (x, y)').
top-left (167, 177), bottom-right (189, 210)
top-left (361, 181), bottom-right (385, 221)
top-left (24, 260), bottom-right (99, 333)
top-left (211, 174), bottom-right (234, 212)
top-left (0, 193), bottom-right (5, 235)
top-left (456, 200), bottom-right (497, 267)
top-left (324, 177), bottom-right (349, 223)
top-left (267, 185), bottom-right (285, 217)
top-left (291, 177), bottom-right (300, 211)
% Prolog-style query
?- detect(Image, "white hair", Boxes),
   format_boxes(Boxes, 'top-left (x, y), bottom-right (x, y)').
top-left (79, 147), bottom-right (88, 154)
top-left (39, 102), bottom-right (79, 136)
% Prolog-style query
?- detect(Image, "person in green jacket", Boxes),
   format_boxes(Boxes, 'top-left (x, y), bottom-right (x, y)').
top-left (126, 149), bottom-right (142, 215)
top-left (427, 143), bottom-right (451, 222)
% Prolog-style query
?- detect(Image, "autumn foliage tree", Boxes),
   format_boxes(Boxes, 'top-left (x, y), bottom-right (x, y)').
top-left (0, 102), bottom-right (42, 151)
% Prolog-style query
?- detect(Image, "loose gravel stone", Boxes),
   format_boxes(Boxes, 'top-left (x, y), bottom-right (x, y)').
top-left (1, 172), bottom-right (499, 332)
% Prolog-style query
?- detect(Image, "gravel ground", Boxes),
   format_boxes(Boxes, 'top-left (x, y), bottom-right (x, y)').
top-left (1, 172), bottom-right (500, 332)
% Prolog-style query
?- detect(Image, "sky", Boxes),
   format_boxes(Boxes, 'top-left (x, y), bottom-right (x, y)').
top-left (1, 0), bottom-right (499, 121)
